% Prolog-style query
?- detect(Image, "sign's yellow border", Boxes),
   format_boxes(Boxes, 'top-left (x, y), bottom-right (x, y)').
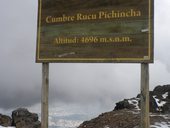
top-left (36, 0), bottom-right (153, 63)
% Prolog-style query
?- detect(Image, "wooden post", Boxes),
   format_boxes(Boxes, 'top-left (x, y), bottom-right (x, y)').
top-left (140, 63), bottom-right (150, 128)
top-left (41, 63), bottom-right (49, 128)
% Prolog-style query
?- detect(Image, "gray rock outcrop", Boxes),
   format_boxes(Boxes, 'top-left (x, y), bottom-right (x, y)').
top-left (114, 85), bottom-right (170, 113)
top-left (12, 108), bottom-right (41, 128)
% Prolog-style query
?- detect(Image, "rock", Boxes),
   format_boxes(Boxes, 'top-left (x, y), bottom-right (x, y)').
top-left (114, 98), bottom-right (139, 110)
top-left (149, 92), bottom-right (159, 113)
top-left (12, 108), bottom-right (41, 128)
top-left (152, 85), bottom-right (170, 113)
top-left (153, 84), bottom-right (170, 95)
top-left (138, 92), bottom-right (159, 113)
top-left (162, 103), bottom-right (170, 114)
top-left (115, 85), bottom-right (170, 113)
top-left (0, 114), bottom-right (12, 127)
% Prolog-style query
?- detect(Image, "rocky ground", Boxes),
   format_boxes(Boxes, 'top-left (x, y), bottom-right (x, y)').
top-left (78, 85), bottom-right (170, 128)
top-left (0, 108), bottom-right (40, 128)
top-left (78, 109), bottom-right (170, 128)
top-left (1, 85), bottom-right (170, 128)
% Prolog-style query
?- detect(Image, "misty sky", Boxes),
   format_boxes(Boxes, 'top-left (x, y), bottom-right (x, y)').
top-left (0, 0), bottom-right (170, 114)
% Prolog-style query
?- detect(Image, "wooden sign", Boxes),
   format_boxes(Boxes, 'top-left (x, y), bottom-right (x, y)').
top-left (36, 0), bottom-right (154, 63)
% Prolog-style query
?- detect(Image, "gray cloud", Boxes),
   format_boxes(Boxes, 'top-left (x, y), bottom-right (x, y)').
top-left (154, 0), bottom-right (170, 72)
top-left (49, 64), bottom-right (140, 107)
top-left (0, 0), bottom-right (40, 109)
top-left (0, 0), bottom-right (170, 111)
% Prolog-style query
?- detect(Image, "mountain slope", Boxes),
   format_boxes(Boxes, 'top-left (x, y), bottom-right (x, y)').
top-left (78, 85), bottom-right (170, 128)
top-left (78, 109), bottom-right (170, 128)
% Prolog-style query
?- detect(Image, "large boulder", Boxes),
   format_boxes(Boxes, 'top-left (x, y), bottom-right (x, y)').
top-left (0, 114), bottom-right (12, 127)
top-left (12, 108), bottom-right (41, 128)
top-left (153, 85), bottom-right (170, 95)
top-left (114, 98), bottom-right (139, 110)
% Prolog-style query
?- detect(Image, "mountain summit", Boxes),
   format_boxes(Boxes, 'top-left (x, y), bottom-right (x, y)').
top-left (78, 85), bottom-right (170, 128)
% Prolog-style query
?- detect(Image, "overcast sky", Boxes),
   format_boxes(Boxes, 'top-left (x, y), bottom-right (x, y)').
top-left (0, 0), bottom-right (170, 114)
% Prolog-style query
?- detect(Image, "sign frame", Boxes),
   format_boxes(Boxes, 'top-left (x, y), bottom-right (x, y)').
top-left (36, 0), bottom-right (154, 63)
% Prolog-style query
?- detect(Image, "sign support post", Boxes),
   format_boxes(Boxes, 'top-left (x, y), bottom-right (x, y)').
top-left (140, 63), bottom-right (150, 128)
top-left (41, 63), bottom-right (49, 128)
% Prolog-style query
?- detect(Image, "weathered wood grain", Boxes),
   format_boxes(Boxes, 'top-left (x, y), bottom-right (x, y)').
top-left (140, 63), bottom-right (150, 128)
top-left (41, 63), bottom-right (49, 128)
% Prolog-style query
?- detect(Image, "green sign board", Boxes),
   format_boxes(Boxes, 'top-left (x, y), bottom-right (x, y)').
top-left (36, 0), bottom-right (154, 63)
